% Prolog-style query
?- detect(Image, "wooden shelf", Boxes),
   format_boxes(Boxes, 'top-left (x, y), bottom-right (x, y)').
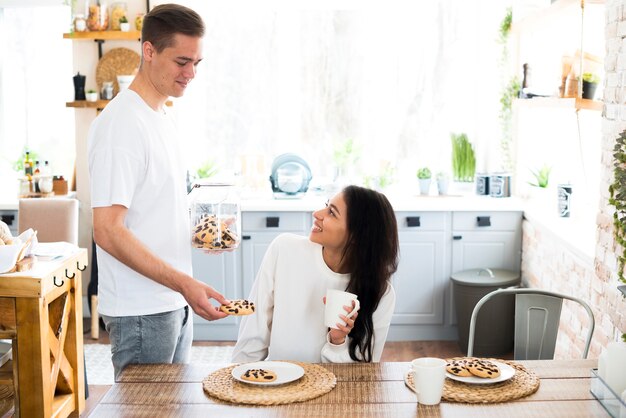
top-left (511, 0), bottom-right (604, 34)
top-left (66, 99), bottom-right (173, 109)
top-left (66, 100), bottom-right (110, 108)
top-left (513, 97), bottom-right (602, 111)
top-left (63, 31), bottom-right (141, 41)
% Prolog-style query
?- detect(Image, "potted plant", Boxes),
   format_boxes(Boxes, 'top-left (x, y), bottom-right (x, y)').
top-left (436, 171), bottom-right (449, 195)
top-left (451, 133), bottom-right (476, 194)
top-left (582, 72), bottom-right (599, 100)
top-left (85, 89), bottom-right (98, 102)
top-left (417, 167), bottom-right (432, 195)
top-left (119, 15), bottom-right (130, 32)
top-left (528, 165), bottom-right (551, 188)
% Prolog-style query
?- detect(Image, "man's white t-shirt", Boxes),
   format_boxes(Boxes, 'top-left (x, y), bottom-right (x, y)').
top-left (232, 233), bottom-right (396, 363)
top-left (88, 89), bottom-right (190, 317)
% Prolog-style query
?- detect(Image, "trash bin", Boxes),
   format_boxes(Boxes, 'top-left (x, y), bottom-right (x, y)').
top-left (451, 268), bottom-right (520, 356)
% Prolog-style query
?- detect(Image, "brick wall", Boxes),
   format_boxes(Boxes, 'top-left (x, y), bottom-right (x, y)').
top-left (520, 0), bottom-right (626, 359)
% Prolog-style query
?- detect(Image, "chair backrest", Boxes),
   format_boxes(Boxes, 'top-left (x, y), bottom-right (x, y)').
top-left (467, 288), bottom-right (595, 360)
top-left (18, 198), bottom-right (79, 245)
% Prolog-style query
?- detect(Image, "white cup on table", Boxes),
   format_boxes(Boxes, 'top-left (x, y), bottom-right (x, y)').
top-left (324, 289), bottom-right (360, 329)
top-left (411, 357), bottom-right (447, 405)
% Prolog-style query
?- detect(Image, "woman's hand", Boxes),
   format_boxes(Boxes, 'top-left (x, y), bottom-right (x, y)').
top-left (324, 297), bottom-right (359, 345)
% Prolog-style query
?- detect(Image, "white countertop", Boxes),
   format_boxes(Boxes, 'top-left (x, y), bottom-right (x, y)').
top-left (241, 194), bottom-right (525, 212)
top-left (1, 194), bottom-right (525, 212)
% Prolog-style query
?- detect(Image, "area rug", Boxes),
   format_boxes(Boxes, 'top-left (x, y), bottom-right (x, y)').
top-left (84, 344), bottom-right (234, 385)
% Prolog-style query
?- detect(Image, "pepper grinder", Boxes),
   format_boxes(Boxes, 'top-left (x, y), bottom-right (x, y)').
top-left (73, 72), bottom-right (86, 101)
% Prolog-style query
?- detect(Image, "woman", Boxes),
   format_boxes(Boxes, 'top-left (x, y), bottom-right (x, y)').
top-left (232, 185), bottom-right (398, 363)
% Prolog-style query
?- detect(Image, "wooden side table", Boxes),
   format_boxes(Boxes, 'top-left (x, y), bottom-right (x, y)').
top-left (0, 249), bottom-right (87, 417)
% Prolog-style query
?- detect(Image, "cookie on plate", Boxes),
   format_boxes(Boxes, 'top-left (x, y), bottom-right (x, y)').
top-left (465, 359), bottom-right (501, 379)
top-left (241, 368), bottom-right (277, 382)
top-left (220, 299), bottom-right (255, 316)
top-left (446, 359), bottom-right (473, 377)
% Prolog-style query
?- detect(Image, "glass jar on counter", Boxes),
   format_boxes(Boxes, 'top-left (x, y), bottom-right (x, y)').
top-left (189, 182), bottom-right (241, 253)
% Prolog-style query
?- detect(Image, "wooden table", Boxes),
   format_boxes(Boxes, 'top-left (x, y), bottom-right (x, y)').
top-left (0, 249), bottom-right (87, 417)
top-left (90, 358), bottom-right (609, 417)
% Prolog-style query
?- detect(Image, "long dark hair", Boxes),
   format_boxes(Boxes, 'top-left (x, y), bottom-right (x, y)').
top-left (340, 185), bottom-right (399, 362)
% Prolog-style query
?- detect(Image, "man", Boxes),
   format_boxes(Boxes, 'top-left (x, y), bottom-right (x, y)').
top-left (88, 4), bottom-right (229, 380)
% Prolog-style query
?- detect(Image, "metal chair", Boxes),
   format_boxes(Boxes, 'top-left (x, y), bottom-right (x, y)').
top-left (467, 288), bottom-right (595, 360)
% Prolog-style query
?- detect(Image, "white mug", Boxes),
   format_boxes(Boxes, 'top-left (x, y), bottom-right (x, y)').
top-left (324, 289), bottom-right (360, 329)
top-left (411, 357), bottom-right (447, 405)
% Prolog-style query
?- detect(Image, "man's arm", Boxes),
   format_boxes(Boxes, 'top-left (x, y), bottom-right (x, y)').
top-left (92, 204), bottom-right (229, 321)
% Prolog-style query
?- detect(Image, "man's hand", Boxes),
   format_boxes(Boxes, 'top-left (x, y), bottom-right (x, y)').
top-left (181, 279), bottom-right (230, 321)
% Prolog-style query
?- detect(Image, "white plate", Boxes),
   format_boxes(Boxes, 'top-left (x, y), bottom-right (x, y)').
top-left (445, 361), bottom-right (515, 385)
top-left (232, 361), bottom-right (305, 386)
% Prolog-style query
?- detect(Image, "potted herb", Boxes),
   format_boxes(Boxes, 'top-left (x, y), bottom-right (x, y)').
top-left (119, 15), bottom-right (130, 32)
top-left (582, 72), bottom-right (599, 100)
top-left (85, 89), bottom-right (98, 102)
top-left (528, 165), bottom-right (551, 188)
top-left (417, 167), bottom-right (432, 195)
top-left (451, 132), bottom-right (476, 184)
top-left (436, 171), bottom-right (449, 195)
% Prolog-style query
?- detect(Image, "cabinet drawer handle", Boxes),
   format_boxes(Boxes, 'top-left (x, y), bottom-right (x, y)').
top-left (266, 217), bottom-right (280, 228)
top-left (453, 235), bottom-right (462, 240)
top-left (477, 216), bottom-right (491, 227)
top-left (406, 216), bottom-right (420, 227)
top-left (242, 235), bottom-right (251, 240)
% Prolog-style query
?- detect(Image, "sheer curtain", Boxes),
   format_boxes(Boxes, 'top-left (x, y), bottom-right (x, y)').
top-left (174, 0), bottom-right (509, 191)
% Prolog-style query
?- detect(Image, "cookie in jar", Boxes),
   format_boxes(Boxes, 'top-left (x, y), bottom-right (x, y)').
top-left (189, 183), bottom-right (241, 252)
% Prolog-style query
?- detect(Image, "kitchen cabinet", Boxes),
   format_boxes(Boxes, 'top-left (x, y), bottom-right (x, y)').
top-left (451, 211), bottom-right (522, 273)
top-left (390, 212), bottom-right (449, 340)
top-left (191, 249), bottom-right (242, 340)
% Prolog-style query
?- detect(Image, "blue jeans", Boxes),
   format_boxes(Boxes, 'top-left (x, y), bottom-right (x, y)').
top-left (102, 306), bottom-right (193, 381)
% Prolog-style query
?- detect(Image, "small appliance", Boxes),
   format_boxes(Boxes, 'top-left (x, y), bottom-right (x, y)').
top-left (269, 153), bottom-right (312, 199)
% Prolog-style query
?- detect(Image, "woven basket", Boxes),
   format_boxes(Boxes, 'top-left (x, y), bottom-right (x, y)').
top-left (405, 358), bottom-right (540, 404)
top-left (203, 362), bottom-right (336, 405)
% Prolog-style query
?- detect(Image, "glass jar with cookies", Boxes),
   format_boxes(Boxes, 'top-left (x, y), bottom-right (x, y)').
top-left (189, 182), bottom-right (241, 253)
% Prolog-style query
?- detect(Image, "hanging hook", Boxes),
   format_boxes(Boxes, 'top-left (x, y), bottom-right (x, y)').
top-left (53, 276), bottom-right (64, 287)
top-left (65, 269), bottom-right (75, 279)
top-left (77, 262), bottom-right (86, 271)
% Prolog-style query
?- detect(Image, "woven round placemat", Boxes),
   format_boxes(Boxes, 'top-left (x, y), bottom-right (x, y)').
top-left (95, 47), bottom-right (140, 96)
top-left (203, 362), bottom-right (336, 405)
top-left (404, 358), bottom-right (540, 404)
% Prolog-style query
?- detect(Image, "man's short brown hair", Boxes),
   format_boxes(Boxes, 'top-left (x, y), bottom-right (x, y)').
top-left (142, 4), bottom-right (205, 52)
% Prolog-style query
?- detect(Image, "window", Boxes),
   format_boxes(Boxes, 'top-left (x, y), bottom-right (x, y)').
top-left (176, 1), bottom-right (510, 189)
top-left (0, 4), bottom-right (74, 195)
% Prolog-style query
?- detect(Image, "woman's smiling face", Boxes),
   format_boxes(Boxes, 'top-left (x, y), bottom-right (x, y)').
top-left (309, 192), bottom-right (349, 252)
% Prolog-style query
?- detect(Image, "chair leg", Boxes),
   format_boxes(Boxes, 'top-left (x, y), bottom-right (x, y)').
top-left (90, 295), bottom-right (99, 340)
